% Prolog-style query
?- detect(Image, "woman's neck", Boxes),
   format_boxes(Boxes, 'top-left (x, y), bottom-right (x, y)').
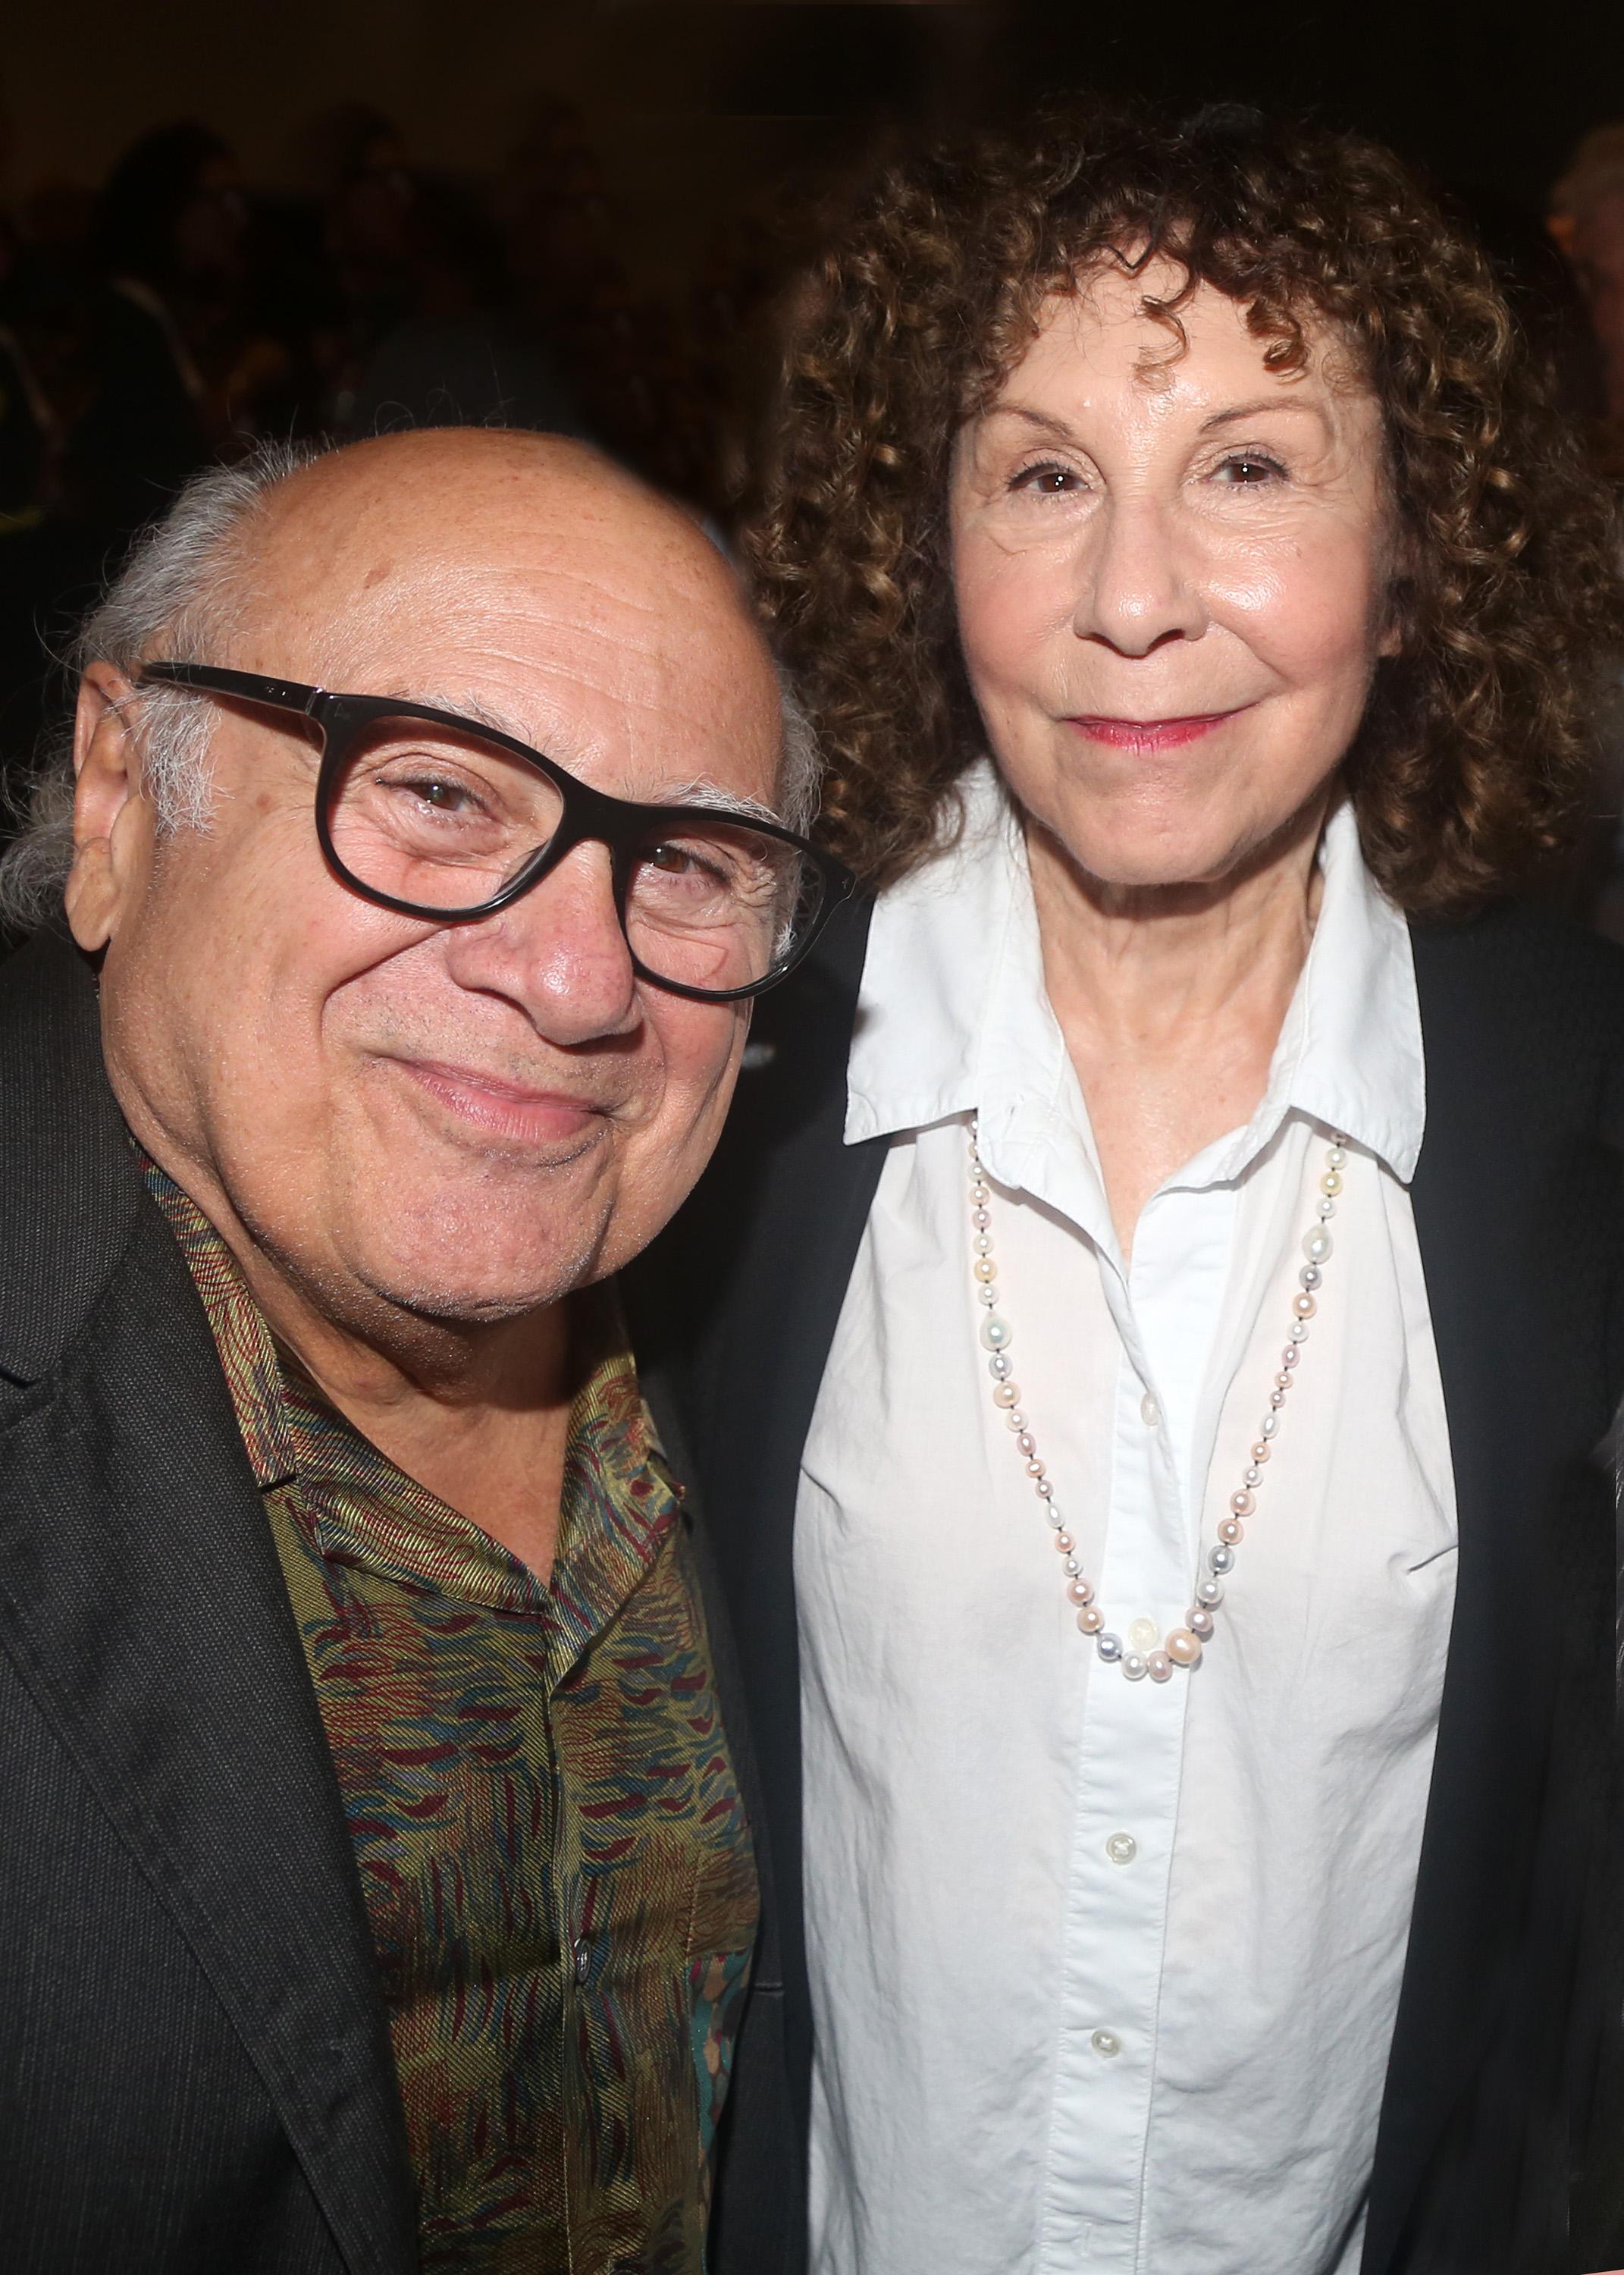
top-left (1027, 794), bottom-right (1330, 1257)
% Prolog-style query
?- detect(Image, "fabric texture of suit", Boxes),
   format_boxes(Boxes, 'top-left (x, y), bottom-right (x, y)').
top-left (0, 926), bottom-right (777, 2275)
top-left (623, 890), bottom-right (1624, 2275)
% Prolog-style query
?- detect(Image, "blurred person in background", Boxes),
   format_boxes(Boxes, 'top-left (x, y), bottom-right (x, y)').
top-left (1552, 122), bottom-right (1624, 464)
top-left (631, 99), bottom-right (1624, 2275)
top-left (1550, 125), bottom-right (1624, 940)
top-left (349, 171), bottom-right (584, 441)
top-left (80, 121), bottom-right (232, 522)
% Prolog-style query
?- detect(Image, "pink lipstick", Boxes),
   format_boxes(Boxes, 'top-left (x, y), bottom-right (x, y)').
top-left (1068, 711), bottom-right (1242, 753)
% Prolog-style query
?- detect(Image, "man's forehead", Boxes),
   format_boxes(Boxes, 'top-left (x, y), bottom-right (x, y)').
top-left (244, 509), bottom-right (763, 704)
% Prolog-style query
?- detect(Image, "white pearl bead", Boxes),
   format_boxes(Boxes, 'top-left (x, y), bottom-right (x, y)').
top-left (967, 1106), bottom-right (1337, 1690)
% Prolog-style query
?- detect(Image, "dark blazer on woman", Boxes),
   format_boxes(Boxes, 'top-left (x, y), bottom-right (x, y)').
top-left (624, 893), bottom-right (1624, 2275)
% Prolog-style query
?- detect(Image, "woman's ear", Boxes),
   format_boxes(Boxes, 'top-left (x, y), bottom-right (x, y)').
top-left (64, 665), bottom-right (153, 952)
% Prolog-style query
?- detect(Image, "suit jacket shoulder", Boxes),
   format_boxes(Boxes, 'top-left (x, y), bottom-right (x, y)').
top-left (0, 929), bottom-right (415, 2275)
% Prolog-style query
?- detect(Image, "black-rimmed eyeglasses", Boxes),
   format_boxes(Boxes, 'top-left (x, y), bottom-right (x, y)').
top-left (136, 661), bottom-right (853, 1004)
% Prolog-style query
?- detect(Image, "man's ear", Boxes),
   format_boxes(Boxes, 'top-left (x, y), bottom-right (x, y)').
top-left (63, 664), bottom-right (152, 952)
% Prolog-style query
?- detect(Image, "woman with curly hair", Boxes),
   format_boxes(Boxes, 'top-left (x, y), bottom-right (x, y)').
top-left (629, 102), bottom-right (1624, 2275)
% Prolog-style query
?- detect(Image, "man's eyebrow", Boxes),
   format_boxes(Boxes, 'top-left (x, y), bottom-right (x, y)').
top-left (407, 689), bottom-right (536, 745)
top-left (381, 698), bottom-right (785, 825)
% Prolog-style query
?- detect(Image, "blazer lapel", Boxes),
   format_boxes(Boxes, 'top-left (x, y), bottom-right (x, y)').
top-left (1365, 917), bottom-right (1607, 2272)
top-left (0, 936), bottom-right (415, 2275)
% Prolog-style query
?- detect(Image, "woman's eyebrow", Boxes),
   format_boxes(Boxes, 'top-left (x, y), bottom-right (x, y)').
top-left (981, 402), bottom-right (1078, 441)
top-left (1199, 398), bottom-right (1333, 434)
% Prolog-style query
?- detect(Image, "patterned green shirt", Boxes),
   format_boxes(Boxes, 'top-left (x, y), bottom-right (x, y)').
top-left (146, 1160), bottom-right (757, 2274)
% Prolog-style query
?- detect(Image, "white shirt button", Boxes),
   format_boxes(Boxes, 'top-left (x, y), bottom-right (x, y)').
top-left (1140, 1392), bottom-right (1160, 1427)
top-left (1105, 1831), bottom-right (1138, 1867)
top-left (1127, 1617), bottom-right (1159, 1654)
top-left (1090, 2029), bottom-right (1123, 2060)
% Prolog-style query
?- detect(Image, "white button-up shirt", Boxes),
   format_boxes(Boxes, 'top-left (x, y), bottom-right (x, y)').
top-left (795, 766), bottom-right (1457, 2275)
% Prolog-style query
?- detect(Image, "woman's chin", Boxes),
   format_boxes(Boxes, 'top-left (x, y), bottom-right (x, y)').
top-left (1031, 818), bottom-right (1281, 899)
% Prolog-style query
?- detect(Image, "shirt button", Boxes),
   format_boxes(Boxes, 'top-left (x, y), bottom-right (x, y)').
top-left (572, 1935), bottom-right (591, 1984)
top-left (1140, 1392), bottom-right (1160, 1428)
top-left (1127, 1618), bottom-right (1159, 1654)
top-left (1090, 2029), bottom-right (1123, 2060)
top-left (1105, 1831), bottom-right (1138, 1866)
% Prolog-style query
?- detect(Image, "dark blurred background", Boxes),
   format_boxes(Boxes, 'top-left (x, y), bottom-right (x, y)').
top-left (5, 0), bottom-right (1624, 908)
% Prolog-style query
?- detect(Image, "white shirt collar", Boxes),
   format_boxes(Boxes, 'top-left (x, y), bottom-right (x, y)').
top-left (845, 760), bottom-right (1425, 1188)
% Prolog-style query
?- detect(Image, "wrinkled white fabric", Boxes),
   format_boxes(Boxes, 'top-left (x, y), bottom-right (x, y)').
top-left (796, 769), bottom-right (1456, 2275)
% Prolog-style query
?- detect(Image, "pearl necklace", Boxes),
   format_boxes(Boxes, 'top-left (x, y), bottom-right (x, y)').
top-left (967, 1116), bottom-right (1348, 1683)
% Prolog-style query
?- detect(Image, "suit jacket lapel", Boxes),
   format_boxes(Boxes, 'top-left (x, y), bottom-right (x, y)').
top-left (0, 934), bottom-right (415, 2275)
top-left (1363, 918), bottom-right (1589, 2273)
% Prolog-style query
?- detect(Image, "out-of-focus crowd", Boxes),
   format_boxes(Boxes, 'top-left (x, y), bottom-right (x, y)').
top-left (0, 96), bottom-right (787, 752)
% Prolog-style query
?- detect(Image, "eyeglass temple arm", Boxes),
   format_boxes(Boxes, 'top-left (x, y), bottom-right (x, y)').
top-left (139, 661), bottom-right (326, 716)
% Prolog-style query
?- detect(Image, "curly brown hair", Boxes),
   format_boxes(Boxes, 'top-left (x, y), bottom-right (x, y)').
top-left (745, 100), bottom-right (1624, 912)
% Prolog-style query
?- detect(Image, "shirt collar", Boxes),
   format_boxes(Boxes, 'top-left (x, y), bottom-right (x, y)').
top-left (139, 1150), bottom-right (679, 1668)
top-left (845, 761), bottom-right (1425, 1187)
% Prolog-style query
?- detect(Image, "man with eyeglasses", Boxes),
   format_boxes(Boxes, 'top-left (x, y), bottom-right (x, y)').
top-left (0, 427), bottom-right (847, 2275)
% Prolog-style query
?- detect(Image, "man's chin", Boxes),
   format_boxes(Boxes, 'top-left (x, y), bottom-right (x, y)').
top-left (362, 1252), bottom-right (602, 1326)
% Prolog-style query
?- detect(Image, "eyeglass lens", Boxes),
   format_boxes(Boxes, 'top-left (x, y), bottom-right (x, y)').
top-left (324, 713), bottom-right (820, 994)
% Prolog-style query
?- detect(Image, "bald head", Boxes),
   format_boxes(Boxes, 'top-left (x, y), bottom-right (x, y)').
top-left (243, 431), bottom-right (763, 700)
top-left (203, 429), bottom-right (788, 817)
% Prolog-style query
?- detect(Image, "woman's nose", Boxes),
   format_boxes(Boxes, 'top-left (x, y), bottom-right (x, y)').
top-left (1071, 491), bottom-right (1209, 657)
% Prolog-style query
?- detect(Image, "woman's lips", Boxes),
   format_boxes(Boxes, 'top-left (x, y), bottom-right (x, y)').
top-left (391, 1058), bottom-right (607, 1147)
top-left (1068, 710), bottom-right (1246, 752)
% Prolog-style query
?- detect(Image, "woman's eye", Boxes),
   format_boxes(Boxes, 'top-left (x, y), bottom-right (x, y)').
top-left (1213, 453), bottom-right (1286, 487)
top-left (1010, 461), bottom-right (1082, 497)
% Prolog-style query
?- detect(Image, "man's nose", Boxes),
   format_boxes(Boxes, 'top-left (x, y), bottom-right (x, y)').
top-left (439, 840), bottom-right (641, 1044)
top-left (1071, 490), bottom-right (1209, 657)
